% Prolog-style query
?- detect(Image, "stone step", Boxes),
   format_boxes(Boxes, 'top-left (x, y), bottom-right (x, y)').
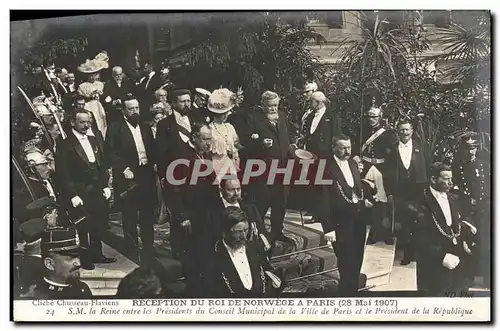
top-left (80, 243), bottom-right (138, 297)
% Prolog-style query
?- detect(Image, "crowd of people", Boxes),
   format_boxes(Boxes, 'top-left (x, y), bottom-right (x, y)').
top-left (12, 50), bottom-right (489, 299)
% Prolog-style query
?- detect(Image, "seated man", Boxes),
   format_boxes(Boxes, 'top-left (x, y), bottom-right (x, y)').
top-left (202, 206), bottom-right (283, 298)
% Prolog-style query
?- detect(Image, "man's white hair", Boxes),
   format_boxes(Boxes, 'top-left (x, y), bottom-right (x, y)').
top-left (261, 91), bottom-right (280, 104)
top-left (112, 66), bottom-right (123, 74)
top-left (311, 91), bottom-right (326, 103)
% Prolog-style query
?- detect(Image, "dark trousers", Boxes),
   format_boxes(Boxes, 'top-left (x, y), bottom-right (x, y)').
top-left (120, 165), bottom-right (157, 257)
top-left (250, 183), bottom-right (289, 237)
top-left (333, 220), bottom-right (367, 296)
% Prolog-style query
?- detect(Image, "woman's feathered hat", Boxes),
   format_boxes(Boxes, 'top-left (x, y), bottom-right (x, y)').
top-left (77, 51), bottom-right (109, 74)
top-left (207, 88), bottom-right (244, 114)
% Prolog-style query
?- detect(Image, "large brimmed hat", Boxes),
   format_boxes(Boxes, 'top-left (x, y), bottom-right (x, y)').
top-left (207, 88), bottom-right (236, 114)
top-left (77, 51), bottom-right (109, 74)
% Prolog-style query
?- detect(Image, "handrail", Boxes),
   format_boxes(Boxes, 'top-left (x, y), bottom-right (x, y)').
top-left (270, 244), bottom-right (331, 261)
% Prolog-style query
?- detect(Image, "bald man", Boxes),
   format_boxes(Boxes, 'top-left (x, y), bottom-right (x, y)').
top-left (297, 91), bottom-right (343, 224)
top-left (103, 66), bottom-right (135, 123)
top-left (105, 97), bottom-right (158, 261)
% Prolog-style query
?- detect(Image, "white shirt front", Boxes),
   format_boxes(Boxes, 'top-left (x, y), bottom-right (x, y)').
top-left (72, 129), bottom-right (96, 163)
top-left (430, 186), bottom-right (452, 226)
top-left (221, 194), bottom-right (240, 208)
top-left (334, 155), bottom-right (354, 187)
top-left (125, 118), bottom-right (148, 165)
top-left (223, 240), bottom-right (252, 290)
top-left (144, 71), bottom-right (156, 90)
top-left (43, 179), bottom-right (56, 201)
top-left (310, 106), bottom-right (326, 134)
top-left (174, 111), bottom-right (192, 143)
top-left (67, 83), bottom-right (76, 92)
top-left (398, 139), bottom-right (413, 170)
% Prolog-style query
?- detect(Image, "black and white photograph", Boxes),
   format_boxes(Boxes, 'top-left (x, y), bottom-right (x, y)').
top-left (10, 10), bottom-right (491, 321)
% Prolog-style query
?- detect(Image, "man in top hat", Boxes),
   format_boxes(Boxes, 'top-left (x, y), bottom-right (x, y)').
top-left (14, 217), bottom-right (47, 298)
top-left (202, 206), bottom-right (283, 298)
top-left (105, 96), bottom-right (158, 261)
top-left (384, 119), bottom-right (428, 265)
top-left (359, 106), bottom-right (395, 244)
top-left (55, 108), bottom-right (116, 270)
top-left (414, 162), bottom-right (477, 295)
top-left (103, 66), bottom-right (135, 124)
top-left (452, 133), bottom-right (490, 287)
top-left (34, 227), bottom-right (93, 299)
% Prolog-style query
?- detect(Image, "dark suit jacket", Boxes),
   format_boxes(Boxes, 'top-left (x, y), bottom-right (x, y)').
top-left (302, 108), bottom-right (342, 159)
top-left (155, 113), bottom-right (194, 179)
top-left (384, 139), bottom-right (428, 197)
top-left (202, 239), bottom-right (281, 297)
top-left (414, 188), bottom-right (475, 294)
top-left (55, 131), bottom-right (109, 204)
top-left (102, 79), bottom-right (135, 123)
top-left (105, 117), bottom-right (157, 197)
top-left (206, 199), bottom-right (269, 252)
top-left (239, 111), bottom-right (290, 184)
top-left (320, 157), bottom-right (367, 235)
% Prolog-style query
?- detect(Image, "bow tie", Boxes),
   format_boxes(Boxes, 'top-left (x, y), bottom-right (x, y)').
top-left (78, 135), bottom-right (88, 140)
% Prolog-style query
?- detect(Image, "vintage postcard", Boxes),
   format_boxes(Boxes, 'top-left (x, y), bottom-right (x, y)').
top-left (11, 10), bottom-right (491, 322)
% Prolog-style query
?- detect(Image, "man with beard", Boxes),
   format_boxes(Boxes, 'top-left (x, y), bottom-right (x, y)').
top-left (103, 66), bottom-right (134, 124)
top-left (452, 133), bottom-right (490, 287)
top-left (156, 89), bottom-right (195, 183)
top-left (206, 178), bottom-right (271, 256)
top-left (202, 206), bottom-right (283, 297)
top-left (165, 122), bottom-right (219, 296)
top-left (360, 106), bottom-right (395, 244)
top-left (320, 135), bottom-right (374, 296)
top-left (55, 109), bottom-right (116, 270)
top-left (242, 91), bottom-right (294, 243)
top-left (34, 227), bottom-right (93, 299)
top-left (414, 162), bottom-right (477, 295)
top-left (106, 97), bottom-right (157, 262)
top-left (384, 119), bottom-right (428, 265)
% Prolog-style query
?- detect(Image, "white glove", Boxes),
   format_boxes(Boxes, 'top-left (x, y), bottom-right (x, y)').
top-left (123, 167), bottom-right (134, 179)
top-left (364, 199), bottom-right (374, 208)
top-left (265, 271), bottom-right (282, 289)
top-left (105, 96), bottom-right (112, 103)
top-left (260, 233), bottom-right (272, 251)
top-left (251, 133), bottom-right (259, 140)
top-left (103, 188), bottom-right (112, 200)
top-left (442, 253), bottom-right (460, 270)
top-left (325, 230), bottom-right (336, 243)
top-left (71, 196), bottom-right (83, 208)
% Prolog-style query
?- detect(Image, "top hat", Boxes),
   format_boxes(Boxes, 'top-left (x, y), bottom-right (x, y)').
top-left (41, 226), bottom-right (82, 256)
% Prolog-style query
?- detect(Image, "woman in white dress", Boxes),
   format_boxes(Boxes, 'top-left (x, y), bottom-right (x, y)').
top-left (77, 52), bottom-right (109, 138)
top-left (207, 88), bottom-right (243, 177)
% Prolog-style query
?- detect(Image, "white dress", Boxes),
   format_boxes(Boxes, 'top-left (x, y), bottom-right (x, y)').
top-left (78, 81), bottom-right (107, 138)
top-left (209, 122), bottom-right (240, 177)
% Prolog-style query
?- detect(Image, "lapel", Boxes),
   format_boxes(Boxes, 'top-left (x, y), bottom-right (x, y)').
top-left (120, 118), bottom-right (137, 155)
top-left (70, 133), bottom-right (90, 167)
top-left (88, 136), bottom-right (101, 167)
top-left (349, 158), bottom-right (363, 193)
top-left (216, 240), bottom-right (244, 292)
top-left (266, 118), bottom-right (279, 135)
top-left (329, 157), bottom-right (358, 191)
top-left (424, 187), bottom-right (457, 231)
top-left (410, 140), bottom-right (418, 169)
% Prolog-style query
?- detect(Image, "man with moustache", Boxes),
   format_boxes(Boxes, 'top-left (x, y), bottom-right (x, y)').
top-left (103, 66), bottom-right (135, 123)
top-left (202, 207), bottom-right (283, 298)
top-left (360, 106), bottom-right (395, 244)
top-left (241, 91), bottom-right (294, 243)
top-left (106, 97), bottom-right (157, 261)
top-left (414, 162), bottom-right (477, 295)
top-left (34, 227), bottom-right (93, 299)
top-left (65, 72), bottom-right (78, 93)
top-left (206, 178), bottom-right (272, 255)
top-left (55, 109), bottom-right (116, 270)
top-left (384, 119), bottom-right (428, 265)
top-left (321, 135), bottom-right (374, 296)
top-left (165, 123), bottom-right (219, 296)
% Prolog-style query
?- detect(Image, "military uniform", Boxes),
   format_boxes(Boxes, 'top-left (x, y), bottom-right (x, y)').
top-left (33, 226), bottom-right (93, 299)
top-left (452, 135), bottom-right (490, 286)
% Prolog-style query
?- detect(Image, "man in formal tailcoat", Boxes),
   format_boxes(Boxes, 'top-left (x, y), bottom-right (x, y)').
top-left (320, 134), bottom-right (374, 296)
top-left (202, 206), bottom-right (283, 298)
top-left (102, 66), bottom-right (135, 124)
top-left (240, 91), bottom-right (294, 242)
top-left (55, 109), bottom-right (116, 270)
top-left (106, 97), bottom-right (158, 261)
top-left (414, 162), bottom-right (477, 296)
top-left (384, 119), bottom-right (428, 265)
